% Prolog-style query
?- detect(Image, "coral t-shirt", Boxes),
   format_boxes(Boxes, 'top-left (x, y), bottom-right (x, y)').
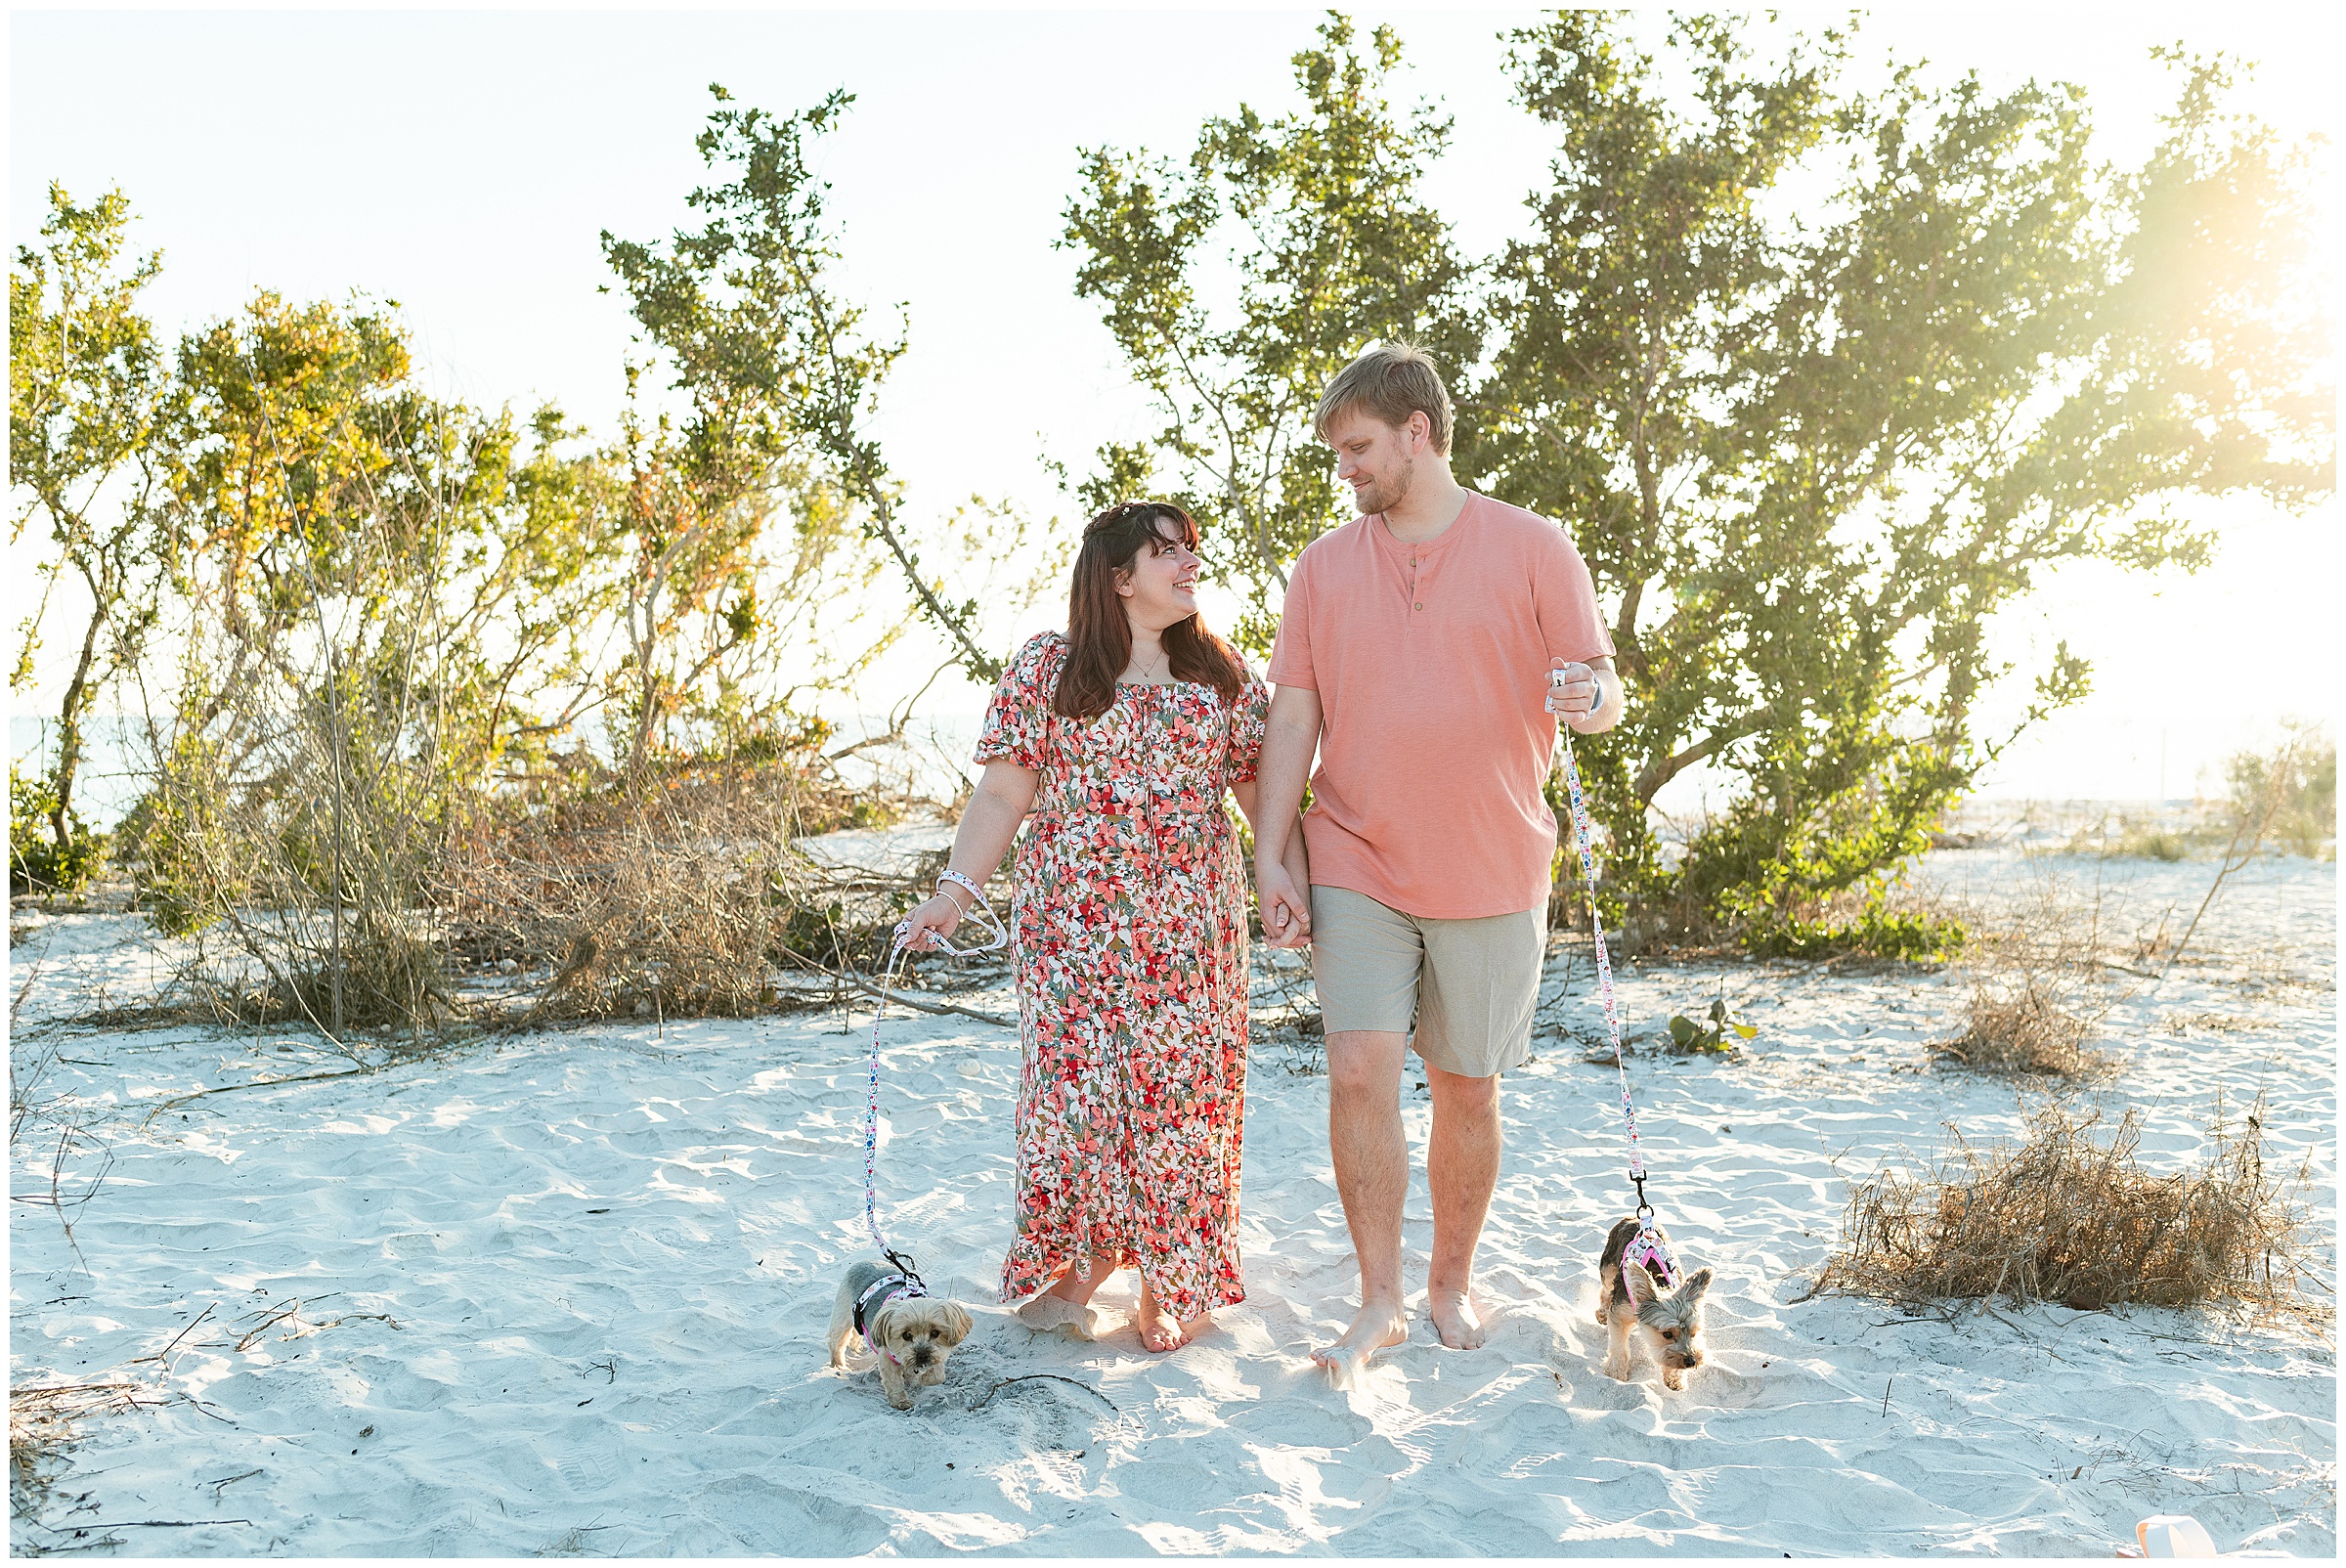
top-left (1266, 492), bottom-right (1614, 920)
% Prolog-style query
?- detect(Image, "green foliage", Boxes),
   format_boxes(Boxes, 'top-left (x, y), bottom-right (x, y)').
top-left (1062, 15), bottom-right (1475, 650)
top-left (2228, 733), bottom-right (2336, 858)
top-left (152, 294), bottom-right (653, 1027)
top-left (1488, 18), bottom-right (2327, 934)
top-left (1075, 12), bottom-right (2333, 933)
top-left (168, 291), bottom-right (624, 808)
top-left (1667, 997), bottom-right (1759, 1054)
top-left (10, 183), bottom-right (177, 843)
top-left (14, 95), bottom-right (1042, 1030)
top-left (10, 762), bottom-right (107, 895)
top-left (603, 84), bottom-right (1000, 702)
top-left (1677, 711), bottom-right (1968, 927)
top-left (1748, 906), bottom-right (1967, 964)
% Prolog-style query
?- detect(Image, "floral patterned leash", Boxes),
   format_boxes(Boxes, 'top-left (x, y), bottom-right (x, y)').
top-left (859, 880), bottom-right (1011, 1291)
top-left (1551, 662), bottom-right (1678, 1285)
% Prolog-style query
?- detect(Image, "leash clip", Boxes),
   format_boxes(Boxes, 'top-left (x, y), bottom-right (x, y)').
top-left (882, 1245), bottom-right (930, 1298)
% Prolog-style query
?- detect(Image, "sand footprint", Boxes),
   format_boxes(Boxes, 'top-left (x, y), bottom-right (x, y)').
top-left (1228, 1398), bottom-right (1370, 1449)
top-left (1014, 1295), bottom-right (1104, 1340)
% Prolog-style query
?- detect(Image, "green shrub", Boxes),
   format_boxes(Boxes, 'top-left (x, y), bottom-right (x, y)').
top-left (115, 783), bottom-right (226, 936)
top-left (2229, 737), bottom-right (2336, 858)
top-left (9, 764), bottom-right (109, 896)
top-left (1749, 907), bottom-right (1966, 963)
top-left (2064, 816), bottom-right (2194, 860)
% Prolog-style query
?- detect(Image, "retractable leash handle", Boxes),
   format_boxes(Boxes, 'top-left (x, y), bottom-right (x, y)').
top-left (1548, 659), bottom-right (1663, 1241)
top-left (861, 873), bottom-right (1014, 1284)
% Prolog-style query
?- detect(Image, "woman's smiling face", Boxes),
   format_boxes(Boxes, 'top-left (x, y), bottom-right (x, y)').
top-left (1115, 518), bottom-right (1201, 632)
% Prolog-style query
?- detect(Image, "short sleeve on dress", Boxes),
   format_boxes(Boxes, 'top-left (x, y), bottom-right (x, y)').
top-left (1226, 672), bottom-right (1269, 787)
top-left (975, 632), bottom-right (1064, 770)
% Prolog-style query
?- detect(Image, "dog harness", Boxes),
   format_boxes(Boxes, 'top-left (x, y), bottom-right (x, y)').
top-left (852, 1270), bottom-right (928, 1365)
top-left (1621, 1227), bottom-right (1680, 1291)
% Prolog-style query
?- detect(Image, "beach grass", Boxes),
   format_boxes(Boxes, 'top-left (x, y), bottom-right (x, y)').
top-left (1937, 978), bottom-right (2112, 1078)
top-left (1814, 1096), bottom-right (2314, 1314)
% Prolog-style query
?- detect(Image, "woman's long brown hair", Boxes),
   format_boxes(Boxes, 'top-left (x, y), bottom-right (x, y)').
top-left (1053, 501), bottom-right (1248, 722)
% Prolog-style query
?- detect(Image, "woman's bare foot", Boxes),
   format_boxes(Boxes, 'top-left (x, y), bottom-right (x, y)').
top-left (1018, 1255), bottom-right (1119, 1336)
top-left (1043, 1254), bottom-right (1118, 1307)
top-left (1134, 1279), bottom-right (1208, 1353)
top-left (1427, 1286), bottom-right (1486, 1349)
top-left (1015, 1294), bottom-right (1098, 1337)
top-left (1311, 1296), bottom-right (1410, 1388)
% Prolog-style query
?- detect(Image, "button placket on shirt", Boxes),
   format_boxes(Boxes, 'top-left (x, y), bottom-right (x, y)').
top-left (1389, 535), bottom-right (1425, 617)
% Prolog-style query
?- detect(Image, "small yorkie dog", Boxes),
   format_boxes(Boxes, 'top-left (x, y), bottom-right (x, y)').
top-left (1594, 1214), bottom-right (1714, 1391)
top-left (828, 1258), bottom-right (973, 1410)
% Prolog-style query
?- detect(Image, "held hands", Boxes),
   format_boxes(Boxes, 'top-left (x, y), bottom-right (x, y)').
top-left (1257, 861), bottom-right (1313, 951)
top-left (1547, 662), bottom-right (1608, 730)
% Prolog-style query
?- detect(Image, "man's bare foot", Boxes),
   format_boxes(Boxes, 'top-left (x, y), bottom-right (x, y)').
top-left (1427, 1286), bottom-right (1486, 1349)
top-left (1311, 1298), bottom-right (1409, 1388)
top-left (1134, 1280), bottom-right (1208, 1353)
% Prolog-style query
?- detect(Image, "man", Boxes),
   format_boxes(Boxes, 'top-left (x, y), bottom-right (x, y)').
top-left (1253, 342), bottom-right (1622, 1383)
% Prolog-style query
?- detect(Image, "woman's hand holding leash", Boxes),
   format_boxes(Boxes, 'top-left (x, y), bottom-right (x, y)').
top-left (900, 888), bottom-right (970, 953)
top-left (896, 869), bottom-right (1009, 957)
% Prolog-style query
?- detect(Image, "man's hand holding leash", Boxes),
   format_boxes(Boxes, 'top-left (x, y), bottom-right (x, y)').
top-left (1548, 658), bottom-right (1623, 733)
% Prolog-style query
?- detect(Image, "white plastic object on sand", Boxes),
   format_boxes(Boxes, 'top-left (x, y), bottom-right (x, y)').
top-left (2137, 1516), bottom-right (2217, 1558)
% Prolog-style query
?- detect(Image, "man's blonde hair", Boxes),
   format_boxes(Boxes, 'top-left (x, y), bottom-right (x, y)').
top-left (1313, 341), bottom-right (1454, 456)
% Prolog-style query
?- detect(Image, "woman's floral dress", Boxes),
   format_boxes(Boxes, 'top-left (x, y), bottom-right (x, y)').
top-left (976, 631), bottom-right (1267, 1320)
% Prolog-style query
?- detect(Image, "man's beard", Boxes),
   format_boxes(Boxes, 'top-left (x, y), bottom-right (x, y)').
top-left (1355, 454), bottom-right (1415, 515)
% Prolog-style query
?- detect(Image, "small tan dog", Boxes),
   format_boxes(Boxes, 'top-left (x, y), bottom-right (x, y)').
top-left (827, 1259), bottom-right (973, 1410)
top-left (1594, 1215), bottom-right (1714, 1391)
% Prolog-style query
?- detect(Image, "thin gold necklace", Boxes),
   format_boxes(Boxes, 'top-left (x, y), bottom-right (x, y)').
top-left (1127, 642), bottom-right (1168, 683)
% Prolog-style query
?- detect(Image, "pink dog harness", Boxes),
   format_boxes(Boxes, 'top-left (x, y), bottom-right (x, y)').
top-left (851, 1270), bottom-right (927, 1365)
top-left (1621, 1225), bottom-right (1680, 1291)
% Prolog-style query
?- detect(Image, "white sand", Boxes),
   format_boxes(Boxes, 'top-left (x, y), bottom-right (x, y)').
top-left (9, 848), bottom-right (2334, 1555)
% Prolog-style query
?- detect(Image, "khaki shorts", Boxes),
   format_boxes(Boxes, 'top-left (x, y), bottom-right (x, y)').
top-left (1309, 885), bottom-right (1546, 1078)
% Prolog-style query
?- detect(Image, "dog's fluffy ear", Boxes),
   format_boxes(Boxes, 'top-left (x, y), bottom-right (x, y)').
top-left (1621, 1262), bottom-right (1659, 1307)
top-left (1681, 1267), bottom-right (1714, 1301)
top-left (866, 1299), bottom-right (904, 1344)
top-left (939, 1301), bottom-right (974, 1345)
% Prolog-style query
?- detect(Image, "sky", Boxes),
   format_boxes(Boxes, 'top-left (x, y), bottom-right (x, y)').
top-left (9, 2), bottom-right (2340, 811)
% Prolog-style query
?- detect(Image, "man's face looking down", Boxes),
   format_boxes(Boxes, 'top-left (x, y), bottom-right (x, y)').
top-left (1325, 404), bottom-right (1433, 518)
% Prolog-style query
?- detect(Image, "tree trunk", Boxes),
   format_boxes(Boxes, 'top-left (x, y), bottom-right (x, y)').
top-left (326, 652), bottom-right (347, 1040)
top-left (48, 597), bottom-right (108, 851)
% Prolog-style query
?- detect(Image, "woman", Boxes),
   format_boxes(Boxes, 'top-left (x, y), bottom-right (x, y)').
top-left (899, 501), bottom-right (1307, 1352)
